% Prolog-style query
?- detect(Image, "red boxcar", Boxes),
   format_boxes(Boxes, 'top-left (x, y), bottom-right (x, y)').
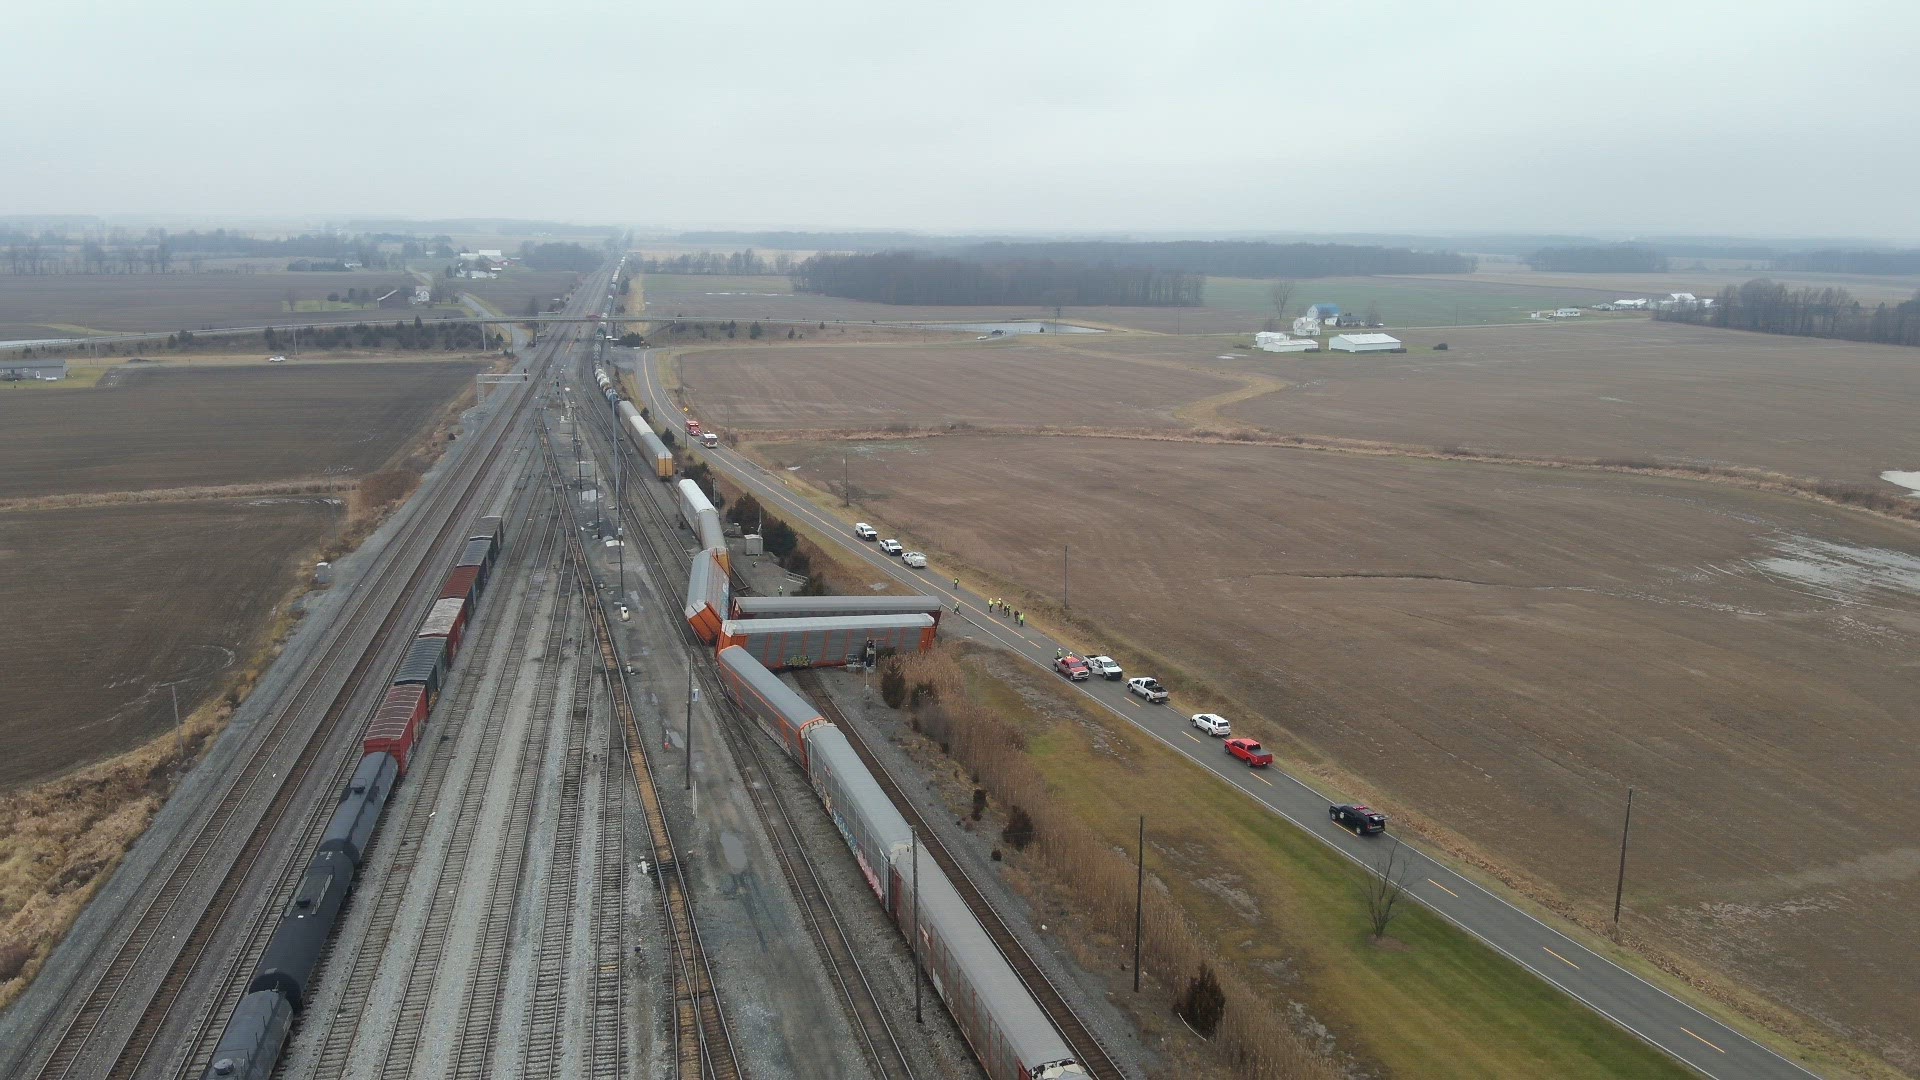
top-left (440, 564), bottom-right (482, 609)
top-left (364, 685), bottom-right (429, 775)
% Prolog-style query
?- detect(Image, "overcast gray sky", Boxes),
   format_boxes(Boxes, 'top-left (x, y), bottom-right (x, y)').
top-left (6, 0), bottom-right (1917, 238)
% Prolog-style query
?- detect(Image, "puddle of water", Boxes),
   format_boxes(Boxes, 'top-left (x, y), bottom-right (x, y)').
top-left (1749, 534), bottom-right (1920, 603)
top-left (1879, 470), bottom-right (1920, 496)
top-left (909, 320), bottom-right (1103, 335)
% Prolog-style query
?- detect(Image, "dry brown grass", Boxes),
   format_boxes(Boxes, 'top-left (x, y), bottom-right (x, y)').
top-left (884, 646), bottom-right (1341, 1080)
top-left (0, 477), bottom-right (355, 514)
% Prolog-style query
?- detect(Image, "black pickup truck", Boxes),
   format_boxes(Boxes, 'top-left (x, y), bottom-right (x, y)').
top-left (1330, 804), bottom-right (1388, 835)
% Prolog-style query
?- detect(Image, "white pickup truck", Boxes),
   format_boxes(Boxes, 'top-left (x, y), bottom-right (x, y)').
top-left (1127, 676), bottom-right (1169, 703)
top-left (1084, 655), bottom-right (1123, 680)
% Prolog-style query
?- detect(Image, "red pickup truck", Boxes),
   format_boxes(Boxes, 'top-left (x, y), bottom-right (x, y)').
top-left (1224, 738), bottom-right (1272, 768)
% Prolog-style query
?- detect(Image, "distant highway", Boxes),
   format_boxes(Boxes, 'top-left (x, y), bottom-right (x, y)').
top-left (633, 348), bottom-right (1823, 1080)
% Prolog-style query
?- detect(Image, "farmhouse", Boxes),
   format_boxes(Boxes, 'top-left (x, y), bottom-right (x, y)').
top-left (1, 358), bottom-right (67, 381)
top-left (1329, 333), bottom-right (1402, 353)
top-left (1306, 303), bottom-right (1341, 321)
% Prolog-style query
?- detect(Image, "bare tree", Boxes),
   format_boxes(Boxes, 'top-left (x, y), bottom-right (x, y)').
top-left (1362, 838), bottom-right (1411, 939)
top-left (1268, 280), bottom-right (1297, 322)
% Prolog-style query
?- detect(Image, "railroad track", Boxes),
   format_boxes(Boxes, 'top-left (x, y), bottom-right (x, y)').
top-left (517, 566), bottom-right (599, 1079)
top-left (298, 480), bottom-right (562, 1080)
top-left (795, 670), bottom-right (1126, 1080)
top-left (572, 367), bottom-right (916, 1080)
top-left (451, 517), bottom-right (587, 1080)
top-left (376, 488), bottom-right (573, 1079)
top-left (539, 420), bottom-right (739, 1080)
top-left (30, 307), bottom-right (595, 1080)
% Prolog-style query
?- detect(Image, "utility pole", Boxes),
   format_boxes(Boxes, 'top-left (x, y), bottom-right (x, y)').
top-left (843, 452), bottom-right (850, 507)
top-left (1063, 544), bottom-right (1070, 611)
top-left (685, 662), bottom-right (695, 792)
top-left (1134, 814), bottom-right (1145, 992)
top-left (171, 683), bottom-right (184, 789)
top-left (912, 825), bottom-right (923, 1024)
top-left (1613, 787), bottom-right (1634, 930)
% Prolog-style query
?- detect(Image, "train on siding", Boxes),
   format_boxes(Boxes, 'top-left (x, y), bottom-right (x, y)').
top-left (198, 516), bottom-right (504, 1080)
top-left (596, 366), bottom-right (674, 479)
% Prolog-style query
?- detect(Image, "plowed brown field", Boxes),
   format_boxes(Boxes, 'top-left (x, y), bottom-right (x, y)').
top-left (676, 341), bottom-right (1240, 432)
top-left (766, 433), bottom-right (1920, 1067)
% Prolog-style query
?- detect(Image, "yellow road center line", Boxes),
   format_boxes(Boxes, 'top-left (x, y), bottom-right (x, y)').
top-left (1542, 946), bottom-right (1579, 969)
top-left (1128, 699), bottom-right (1141, 708)
top-left (1185, 731), bottom-right (1202, 742)
top-left (1425, 878), bottom-right (1459, 898)
top-left (1253, 773), bottom-right (1273, 786)
top-left (1680, 1027), bottom-right (1725, 1053)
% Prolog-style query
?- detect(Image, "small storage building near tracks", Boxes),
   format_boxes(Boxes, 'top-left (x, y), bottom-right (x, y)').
top-left (620, 400), bottom-right (674, 479)
top-left (684, 546), bottom-right (730, 644)
top-left (716, 645), bottom-right (826, 766)
top-left (1329, 333), bottom-right (1403, 353)
top-left (731, 593), bottom-right (945, 627)
top-left (365, 684), bottom-right (430, 774)
top-left (716, 614), bottom-right (936, 670)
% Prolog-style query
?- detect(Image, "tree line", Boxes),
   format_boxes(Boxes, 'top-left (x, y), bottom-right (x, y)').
top-left (961, 240), bottom-right (1474, 278)
top-left (1772, 250), bottom-right (1920, 275)
top-left (637, 249), bottom-right (795, 275)
top-left (262, 317), bottom-right (504, 352)
top-left (1524, 244), bottom-right (1668, 272)
top-left (792, 252), bottom-right (1203, 307)
top-left (517, 241), bottom-right (603, 271)
top-left (1656, 278), bottom-right (1920, 347)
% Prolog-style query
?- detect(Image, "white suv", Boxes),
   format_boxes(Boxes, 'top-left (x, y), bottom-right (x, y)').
top-left (854, 523), bottom-right (878, 541)
top-left (1191, 713), bottom-right (1231, 737)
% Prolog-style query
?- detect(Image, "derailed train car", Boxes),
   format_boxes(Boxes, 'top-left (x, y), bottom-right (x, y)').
top-left (716, 645), bottom-right (1088, 1080)
top-left (676, 479), bottom-right (728, 568)
top-left (730, 593), bottom-right (945, 626)
top-left (715, 613), bottom-right (935, 670)
top-left (684, 546), bottom-right (730, 645)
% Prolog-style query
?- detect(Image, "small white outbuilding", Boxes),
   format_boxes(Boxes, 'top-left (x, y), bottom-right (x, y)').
top-left (1254, 331), bottom-right (1320, 353)
top-left (1329, 332), bottom-right (1401, 353)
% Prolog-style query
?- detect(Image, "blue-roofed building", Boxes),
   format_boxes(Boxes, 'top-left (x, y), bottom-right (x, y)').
top-left (1307, 303), bottom-right (1341, 321)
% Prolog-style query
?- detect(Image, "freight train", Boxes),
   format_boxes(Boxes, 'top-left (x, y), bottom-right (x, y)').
top-left (596, 366), bottom-right (674, 479)
top-left (614, 354), bottom-right (1088, 1077)
top-left (717, 646), bottom-right (1089, 1080)
top-left (200, 516), bottom-right (504, 1080)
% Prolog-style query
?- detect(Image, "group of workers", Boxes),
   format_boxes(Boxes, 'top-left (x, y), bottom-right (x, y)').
top-left (985, 597), bottom-right (1025, 625)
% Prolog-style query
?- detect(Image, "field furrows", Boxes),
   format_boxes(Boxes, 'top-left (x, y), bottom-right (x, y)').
top-left (539, 423), bottom-right (737, 1080)
top-left (30, 347), bottom-right (541, 1080)
top-left (796, 671), bottom-right (1124, 1080)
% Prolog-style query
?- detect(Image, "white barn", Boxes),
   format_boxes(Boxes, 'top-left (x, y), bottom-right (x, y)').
top-left (1329, 333), bottom-right (1401, 353)
top-left (1255, 331), bottom-right (1320, 353)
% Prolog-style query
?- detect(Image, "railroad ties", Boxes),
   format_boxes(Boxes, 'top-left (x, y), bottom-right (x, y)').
top-left (539, 424), bottom-right (741, 1080)
top-left (794, 671), bottom-right (1126, 1080)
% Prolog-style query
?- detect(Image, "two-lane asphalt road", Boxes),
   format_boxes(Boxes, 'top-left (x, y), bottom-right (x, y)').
top-left (632, 348), bottom-right (1820, 1080)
